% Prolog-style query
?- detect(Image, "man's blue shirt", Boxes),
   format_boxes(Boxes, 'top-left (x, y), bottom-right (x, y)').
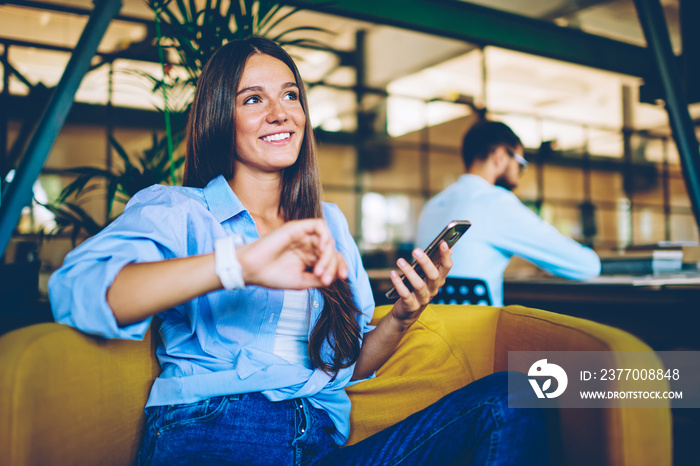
top-left (416, 174), bottom-right (601, 307)
top-left (49, 175), bottom-right (376, 445)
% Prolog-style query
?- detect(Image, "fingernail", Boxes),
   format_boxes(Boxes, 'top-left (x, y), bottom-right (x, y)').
top-left (397, 258), bottom-right (407, 267)
top-left (413, 248), bottom-right (423, 258)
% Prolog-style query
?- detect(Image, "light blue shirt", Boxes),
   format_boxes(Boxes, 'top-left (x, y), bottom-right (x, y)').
top-left (49, 175), bottom-right (376, 445)
top-left (416, 174), bottom-right (601, 307)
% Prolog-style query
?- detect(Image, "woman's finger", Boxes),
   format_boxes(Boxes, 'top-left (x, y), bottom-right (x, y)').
top-left (403, 250), bottom-right (436, 300)
top-left (313, 236), bottom-right (344, 285)
top-left (414, 247), bottom-right (440, 283)
top-left (395, 257), bottom-right (430, 305)
top-left (436, 241), bottom-right (453, 275)
top-left (389, 268), bottom-right (417, 306)
top-left (336, 251), bottom-right (349, 280)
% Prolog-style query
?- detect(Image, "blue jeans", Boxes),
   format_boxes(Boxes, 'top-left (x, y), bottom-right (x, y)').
top-left (138, 372), bottom-right (552, 465)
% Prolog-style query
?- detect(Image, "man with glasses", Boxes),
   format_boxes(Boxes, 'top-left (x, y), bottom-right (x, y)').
top-left (416, 120), bottom-right (600, 307)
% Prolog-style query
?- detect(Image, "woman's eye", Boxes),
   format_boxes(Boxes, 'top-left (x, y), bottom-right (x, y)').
top-left (243, 95), bottom-right (261, 104)
top-left (283, 91), bottom-right (298, 101)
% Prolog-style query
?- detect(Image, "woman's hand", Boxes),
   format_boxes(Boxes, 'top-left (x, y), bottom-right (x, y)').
top-left (238, 218), bottom-right (348, 290)
top-left (388, 241), bottom-right (453, 329)
top-left (351, 241), bottom-right (452, 380)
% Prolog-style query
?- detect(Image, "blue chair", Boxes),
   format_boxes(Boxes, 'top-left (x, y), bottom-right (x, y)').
top-left (432, 277), bottom-right (492, 306)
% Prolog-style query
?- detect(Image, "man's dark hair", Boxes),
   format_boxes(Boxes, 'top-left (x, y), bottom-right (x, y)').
top-left (461, 120), bottom-right (522, 169)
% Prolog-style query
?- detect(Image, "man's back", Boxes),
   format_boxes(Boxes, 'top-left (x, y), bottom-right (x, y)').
top-left (416, 174), bottom-right (600, 306)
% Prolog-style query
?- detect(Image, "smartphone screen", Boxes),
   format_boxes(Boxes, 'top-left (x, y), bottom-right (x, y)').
top-left (385, 220), bottom-right (471, 300)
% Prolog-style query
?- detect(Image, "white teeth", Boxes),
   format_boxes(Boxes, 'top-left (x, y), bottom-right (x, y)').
top-left (263, 132), bottom-right (291, 142)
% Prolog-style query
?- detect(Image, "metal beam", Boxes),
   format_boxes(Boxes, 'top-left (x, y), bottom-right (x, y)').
top-left (633, 0), bottom-right (700, 232)
top-left (680, 0), bottom-right (700, 102)
top-left (3, 0), bottom-right (148, 25)
top-left (1, 50), bottom-right (8, 202)
top-left (0, 0), bottom-right (122, 256)
top-left (287, 0), bottom-right (655, 79)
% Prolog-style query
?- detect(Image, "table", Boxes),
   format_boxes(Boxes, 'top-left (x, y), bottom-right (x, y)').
top-left (367, 268), bottom-right (700, 351)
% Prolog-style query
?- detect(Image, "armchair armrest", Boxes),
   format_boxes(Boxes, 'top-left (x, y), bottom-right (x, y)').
top-left (356, 304), bottom-right (671, 466)
top-left (493, 305), bottom-right (672, 466)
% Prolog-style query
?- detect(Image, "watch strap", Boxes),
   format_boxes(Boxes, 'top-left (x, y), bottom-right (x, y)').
top-left (214, 234), bottom-right (245, 290)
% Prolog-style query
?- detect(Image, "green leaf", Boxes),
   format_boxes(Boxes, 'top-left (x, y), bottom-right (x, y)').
top-left (58, 168), bottom-right (116, 203)
top-left (108, 135), bottom-right (132, 166)
top-left (272, 26), bottom-right (333, 43)
top-left (257, 3), bottom-right (283, 31)
top-left (42, 201), bottom-right (106, 247)
top-left (258, 5), bottom-right (300, 37)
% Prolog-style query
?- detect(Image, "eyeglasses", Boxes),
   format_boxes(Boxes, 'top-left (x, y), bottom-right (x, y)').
top-left (506, 148), bottom-right (528, 173)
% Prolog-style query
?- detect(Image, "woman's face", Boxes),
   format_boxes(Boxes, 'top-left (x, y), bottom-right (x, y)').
top-left (234, 53), bottom-right (306, 175)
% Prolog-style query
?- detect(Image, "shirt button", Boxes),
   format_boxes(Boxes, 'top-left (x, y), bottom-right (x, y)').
top-left (312, 301), bottom-right (319, 308)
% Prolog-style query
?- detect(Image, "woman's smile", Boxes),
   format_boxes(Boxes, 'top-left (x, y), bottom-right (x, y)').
top-left (261, 131), bottom-right (293, 143)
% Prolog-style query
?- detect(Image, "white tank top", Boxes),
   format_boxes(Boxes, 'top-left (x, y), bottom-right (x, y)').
top-left (273, 289), bottom-right (312, 369)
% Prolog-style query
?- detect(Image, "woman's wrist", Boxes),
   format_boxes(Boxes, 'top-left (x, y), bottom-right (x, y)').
top-left (214, 235), bottom-right (246, 290)
top-left (388, 305), bottom-right (420, 333)
top-left (234, 243), bottom-right (255, 287)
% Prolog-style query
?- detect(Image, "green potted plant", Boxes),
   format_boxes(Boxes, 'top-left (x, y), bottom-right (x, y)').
top-left (45, 132), bottom-right (183, 246)
top-left (46, 0), bottom-right (330, 245)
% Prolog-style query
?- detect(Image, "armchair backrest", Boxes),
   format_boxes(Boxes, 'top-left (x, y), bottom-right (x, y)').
top-left (0, 323), bottom-right (161, 465)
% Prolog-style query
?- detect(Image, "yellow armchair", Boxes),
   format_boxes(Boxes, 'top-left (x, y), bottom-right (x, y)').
top-left (0, 304), bottom-right (672, 466)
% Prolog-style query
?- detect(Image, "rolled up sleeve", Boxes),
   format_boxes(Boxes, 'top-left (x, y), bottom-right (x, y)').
top-left (49, 186), bottom-right (188, 340)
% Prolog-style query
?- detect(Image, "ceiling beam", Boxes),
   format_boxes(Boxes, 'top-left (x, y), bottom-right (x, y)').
top-left (539, 0), bottom-right (616, 22)
top-left (2, 0), bottom-right (150, 24)
top-left (287, 0), bottom-right (654, 79)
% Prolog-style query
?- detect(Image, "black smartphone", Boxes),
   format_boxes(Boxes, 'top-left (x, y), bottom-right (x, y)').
top-left (385, 220), bottom-right (471, 300)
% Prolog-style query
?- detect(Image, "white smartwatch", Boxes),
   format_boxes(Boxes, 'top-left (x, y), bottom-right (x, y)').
top-left (214, 234), bottom-right (245, 290)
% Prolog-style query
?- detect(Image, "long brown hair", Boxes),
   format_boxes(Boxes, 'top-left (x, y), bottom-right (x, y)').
top-left (183, 36), bottom-right (362, 375)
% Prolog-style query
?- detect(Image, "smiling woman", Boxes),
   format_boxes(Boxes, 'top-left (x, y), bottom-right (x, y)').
top-left (48, 35), bottom-right (552, 466)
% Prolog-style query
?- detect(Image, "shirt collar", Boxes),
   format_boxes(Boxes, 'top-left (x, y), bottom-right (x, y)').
top-left (203, 175), bottom-right (247, 223)
top-left (460, 173), bottom-right (491, 187)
